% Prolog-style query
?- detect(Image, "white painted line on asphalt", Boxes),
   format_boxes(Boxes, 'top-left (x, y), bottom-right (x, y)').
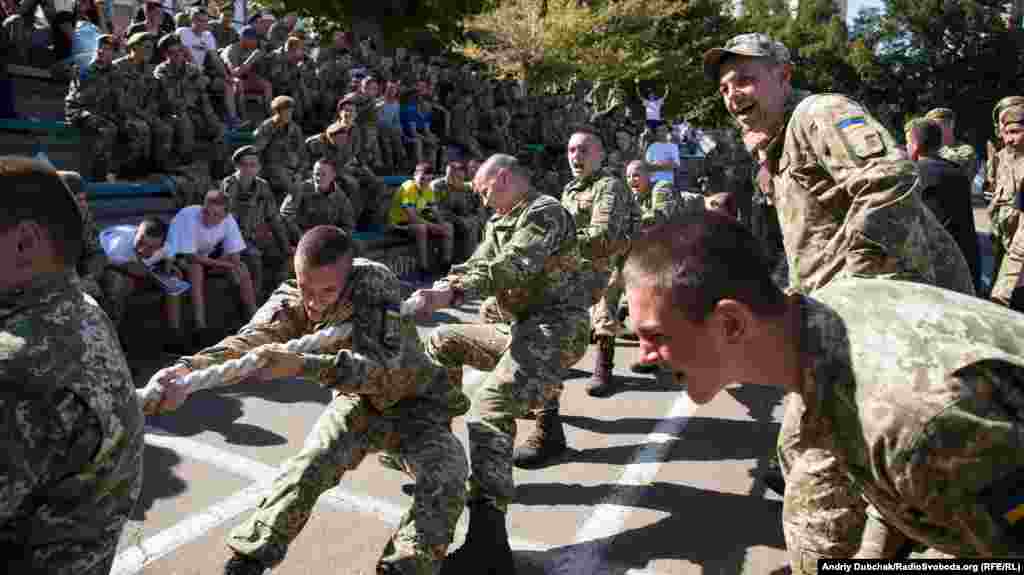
top-left (567, 391), bottom-right (698, 574)
top-left (115, 424), bottom-right (645, 575)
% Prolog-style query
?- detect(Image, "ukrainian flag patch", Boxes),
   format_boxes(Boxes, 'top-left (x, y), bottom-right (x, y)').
top-left (836, 116), bottom-right (867, 130)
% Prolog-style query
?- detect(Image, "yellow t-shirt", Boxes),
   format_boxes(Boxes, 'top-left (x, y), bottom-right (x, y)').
top-left (389, 180), bottom-right (438, 225)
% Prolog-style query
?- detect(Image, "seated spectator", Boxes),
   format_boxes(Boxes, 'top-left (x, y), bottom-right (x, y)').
top-left (400, 79), bottom-right (440, 169)
top-left (166, 189), bottom-right (257, 329)
top-left (264, 11), bottom-right (295, 53)
top-left (342, 75), bottom-right (382, 168)
top-left (3, 0), bottom-right (56, 65)
top-left (431, 158), bottom-right (484, 263)
top-left (209, 1), bottom-right (238, 48)
top-left (127, 0), bottom-right (174, 38)
top-left (99, 217), bottom-right (185, 345)
top-left (268, 35), bottom-right (312, 128)
top-left (644, 123), bottom-right (679, 188)
top-left (64, 33), bottom-right (120, 182)
top-left (113, 31), bottom-right (175, 172)
top-left (221, 25), bottom-right (272, 122)
top-left (221, 145), bottom-right (294, 301)
top-left (67, 0), bottom-right (110, 70)
top-left (389, 162), bottom-right (453, 280)
top-left (252, 95), bottom-right (306, 202)
top-left (280, 157), bottom-right (356, 242)
top-left (178, 6), bottom-right (242, 128)
top-left (376, 79), bottom-right (405, 171)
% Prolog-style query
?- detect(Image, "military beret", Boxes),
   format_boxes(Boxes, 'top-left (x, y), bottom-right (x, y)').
top-left (157, 32), bottom-right (180, 51)
top-left (1000, 105), bottom-right (1024, 127)
top-left (96, 33), bottom-right (115, 47)
top-left (231, 145), bottom-right (259, 164)
top-left (703, 33), bottom-right (791, 81)
top-left (924, 107), bottom-right (955, 122)
top-left (994, 96), bottom-right (1024, 127)
top-left (270, 95), bottom-right (295, 112)
top-left (126, 31), bottom-right (155, 47)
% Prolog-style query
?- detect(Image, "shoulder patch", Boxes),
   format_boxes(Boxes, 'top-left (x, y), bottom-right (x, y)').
top-left (836, 117), bottom-right (867, 130)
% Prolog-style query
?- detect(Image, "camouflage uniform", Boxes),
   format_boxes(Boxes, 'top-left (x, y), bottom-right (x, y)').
top-left (170, 261), bottom-right (469, 573)
top-left (113, 55), bottom-right (174, 171)
top-left (939, 142), bottom-right (978, 180)
top-left (221, 173), bottom-right (292, 298)
top-left (77, 199), bottom-right (107, 305)
top-left (431, 177), bottom-right (485, 263)
top-left (449, 98), bottom-right (482, 159)
top-left (220, 41), bottom-right (270, 119)
top-left (268, 47), bottom-right (312, 126)
top-left (0, 271), bottom-right (143, 575)
top-left (781, 278), bottom-right (1024, 574)
top-left (756, 90), bottom-right (975, 296)
top-left (65, 61), bottom-right (120, 179)
top-left (987, 147), bottom-right (1024, 304)
top-left (347, 91), bottom-right (381, 167)
top-left (252, 116), bottom-right (306, 201)
top-left (562, 168), bottom-right (634, 337)
top-left (425, 191), bottom-right (590, 511)
top-left (211, 23), bottom-right (240, 50)
top-left (153, 60), bottom-right (226, 169)
top-left (305, 129), bottom-right (392, 228)
top-left (314, 46), bottom-right (352, 123)
top-left (279, 179), bottom-right (356, 242)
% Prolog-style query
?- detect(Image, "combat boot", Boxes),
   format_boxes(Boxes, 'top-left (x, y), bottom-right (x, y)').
top-left (441, 502), bottom-right (515, 575)
top-left (586, 335), bottom-right (620, 397)
top-left (513, 407), bottom-right (567, 469)
top-left (223, 552), bottom-right (268, 575)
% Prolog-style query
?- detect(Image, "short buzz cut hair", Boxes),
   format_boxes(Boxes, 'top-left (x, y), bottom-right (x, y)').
top-left (569, 123), bottom-right (604, 149)
top-left (907, 118), bottom-right (943, 157)
top-left (296, 225), bottom-right (355, 268)
top-left (480, 153), bottom-right (527, 181)
top-left (0, 156), bottom-right (83, 267)
top-left (623, 213), bottom-right (785, 323)
top-left (626, 159), bottom-right (648, 175)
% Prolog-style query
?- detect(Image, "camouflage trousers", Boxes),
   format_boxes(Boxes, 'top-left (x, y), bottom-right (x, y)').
top-left (228, 392), bottom-right (467, 574)
top-left (478, 296), bottom-right (512, 325)
top-left (592, 267), bottom-right (624, 338)
top-left (120, 114), bottom-right (174, 171)
top-left (241, 239), bottom-right (291, 302)
top-left (362, 124), bottom-right (382, 167)
top-left (345, 173), bottom-right (394, 229)
top-left (991, 220), bottom-right (1024, 306)
top-left (425, 311), bottom-right (589, 511)
top-left (170, 109), bottom-right (225, 166)
top-left (99, 267), bottom-right (183, 328)
top-left (379, 125), bottom-right (406, 169)
top-left (72, 112), bottom-right (119, 178)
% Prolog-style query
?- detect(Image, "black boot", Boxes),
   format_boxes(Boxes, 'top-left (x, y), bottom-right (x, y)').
top-left (223, 553), bottom-right (268, 575)
top-left (441, 502), bottom-right (515, 575)
top-left (586, 335), bottom-right (620, 397)
top-left (630, 360), bottom-right (660, 375)
top-left (513, 407), bottom-right (567, 469)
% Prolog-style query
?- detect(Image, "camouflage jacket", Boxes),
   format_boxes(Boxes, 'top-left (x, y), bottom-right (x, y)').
top-left (938, 142), bottom-right (978, 181)
top-left (268, 47), bottom-right (307, 96)
top-left (152, 60), bottom-right (206, 115)
top-left (782, 278), bottom-right (1024, 557)
top-left (986, 146), bottom-right (1024, 242)
top-left (344, 91), bottom-right (378, 126)
top-left (253, 117), bottom-right (306, 172)
top-left (112, 56), bottom-right (158, 120)
top-left (220, 173), bottom-right (290, 250)
top-left (220, 42), bottom-right (267, 78)
top-left (447, 190), bottom-right (589, 321)
top-left (211, 24), bottom-right (239, 50)
top-left (430, 177), bottom-right (484, 223)
top-left (634, 180), bottom-right (703, 229)
top-left (65, 61), bottom-right (120, 120)
top-left (78, 201), bottom-right (107, 280)
top-left (0, 271), bottom-right (143, 572)
top-left (314, 46), bottom-right (352, 90)
top-left (562, 169), bottom-right (633, 274)
top-left (179, 259), bottom-right (467, 415)
top-left (279, 179), bottom-right (356, 242)
top-left (758, 90), bottom-right (974, 296)
top-left (305, 127), bottom-right (361, 171)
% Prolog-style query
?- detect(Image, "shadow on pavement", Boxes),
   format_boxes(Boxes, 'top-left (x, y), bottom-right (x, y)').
top-left (147, 387), bottom-right (288, 447)
top-left (512, 481), bottom-right (784, 574)
top-left (131, 443), bottom-right (187, 520)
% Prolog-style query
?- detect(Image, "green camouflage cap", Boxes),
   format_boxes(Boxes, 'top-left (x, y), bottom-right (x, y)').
top-left (703, 33), bottom-right (791, 81)
top-left (994, 96), bottom-right (1024, 128)
top-left (924, 107), bottom-right (955, 122)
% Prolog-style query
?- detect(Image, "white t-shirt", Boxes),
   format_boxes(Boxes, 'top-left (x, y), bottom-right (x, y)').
top-left (645, 142), bottom-right (680, 185)
top-left (177, 27), bottom-right (218, 67)
top-left (644, 96), bottom-right (665, 121)
top-left (100, 224), bottom-right (168, 266)
top-left (167, 205), bottom-right (246, 258)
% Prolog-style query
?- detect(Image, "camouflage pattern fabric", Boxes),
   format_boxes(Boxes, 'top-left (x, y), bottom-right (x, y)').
top-left (427, 190), bottom-right (589, 511)
top-left (939, 142), bottom-right (978, 181)
top-left (154, 60), bottom-right (226, 165)
top-left (222, 173), bottom-right (292, 297)
top-left (253, 117), bottom-right (306, 201)
top-left (780, 278), bottom-right (1024, 573)
top-left (431, 177), bottom-right (486, 263)
top-left (65, 62), bottom-right (120, 177)
top-left (0, 271), bottom-right (143, 575)
top-left (113, 56), bottom-right (174, 171)
top-left (757, 91), bottom-right (974, 296)
top-left (279, 179), bottom-right (356, 242)
top-left (77, 199), bottom-right (107, 304)
top-left (987, 148), bottom-right (1024, 304)
top-left (304, 129), bottom-right (392, 227)
top-left (562, 169), bottom-right (634, 336)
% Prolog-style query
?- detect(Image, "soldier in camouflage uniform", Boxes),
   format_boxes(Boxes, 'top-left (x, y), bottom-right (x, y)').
top-left (704, 33), bottom-right (975, 298)
top-left (431, 158), bottom-right (485, 263)
top-left (211, 2), bottom-right (240, 48)
top-left (221, 26), bottom-right (273, 124)
top-left (252, 95), bottom-right (306, 202)
top-left (624, 216), bottom-right (1024, 574)
top-left (615, 159), bottom-right (704, 377)
top-left (982, 96), bottom-right (1024, 281)
top-left (139, 225), bottom-right (470, 575)
top-left (315, 31), bottom-right (354, 126)
top-left (114, 31), bottom-right (175, 172)
top-left (562, 128), bottom-right (634, 401)
top-left (221, 146), bottom-right (294, 301)
top-left (60, 170), bottom-right (107, 306)
top-left (64, 34), bottom-right (120, 182)
top-left (0, 157), bottom-right (143, 575)
top-left (154, 33), bottom-right (227, 173)
top-left (987, 102), bottom-right (1024, 306)
top-left (343, 75), bottom-right (383, 169)
top-left (268, 36), bottom-right (313, 129)
top-left (410, 154), bottom-right (589, 575)
top-left (280, 158), bottom-right (356, 241)
top-left (924, 107), bottom-right (978, 180)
